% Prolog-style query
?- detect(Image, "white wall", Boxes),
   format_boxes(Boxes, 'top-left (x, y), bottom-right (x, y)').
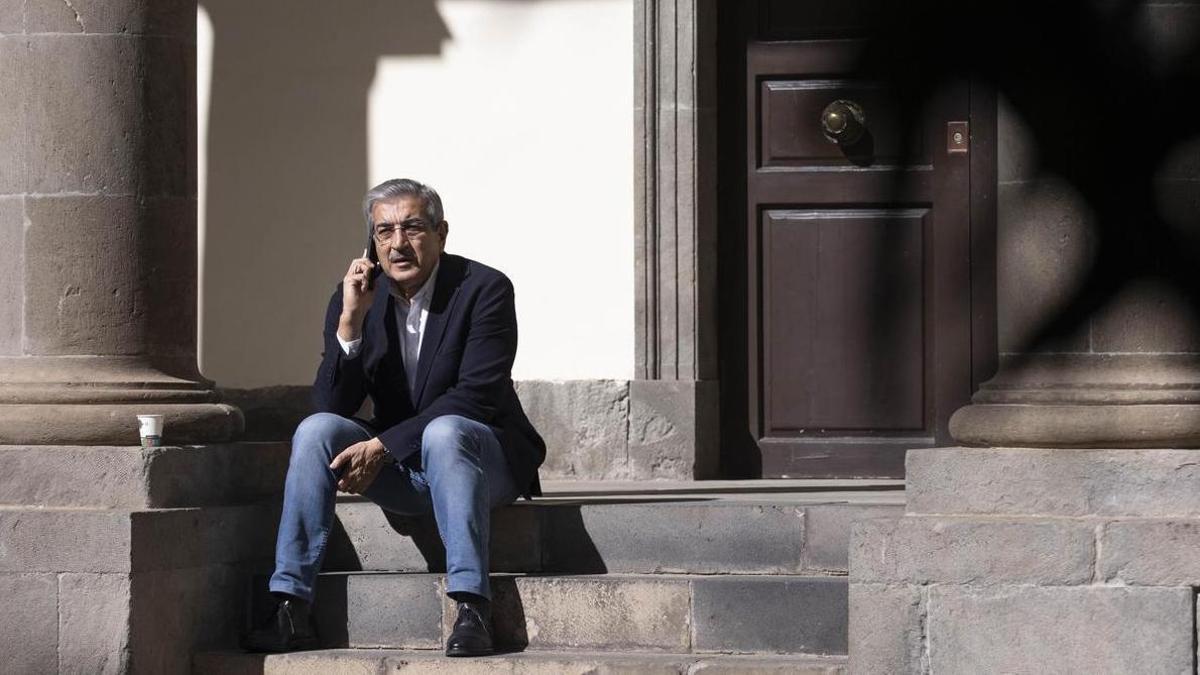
top-left (197, 0), bottom-right (634, 387)
top-left (367, 0), bottom-right (634, 381)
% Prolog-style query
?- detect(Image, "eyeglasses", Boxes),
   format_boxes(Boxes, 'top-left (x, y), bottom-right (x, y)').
top-left (374, 220), bottom-right (432, 243)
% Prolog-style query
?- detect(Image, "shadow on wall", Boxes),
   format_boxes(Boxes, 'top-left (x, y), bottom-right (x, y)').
top-left (199, 1), bottom-right (448, 388)
top-left (852, 0), bottom-right (1200, 354)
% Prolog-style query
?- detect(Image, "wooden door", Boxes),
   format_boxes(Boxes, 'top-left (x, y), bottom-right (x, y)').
top-left (721, 2), bottom-right (993, 478)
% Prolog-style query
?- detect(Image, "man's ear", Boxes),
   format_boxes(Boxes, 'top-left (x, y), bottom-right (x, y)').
top-left (438, 220), bottom-right (449, 247)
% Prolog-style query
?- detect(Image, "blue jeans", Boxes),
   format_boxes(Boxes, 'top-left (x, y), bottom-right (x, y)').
top-left (268, 412), bottom-right (519, 602)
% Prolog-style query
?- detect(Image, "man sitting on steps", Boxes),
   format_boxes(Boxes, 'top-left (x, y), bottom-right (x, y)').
top-left (243, 178), bottom-right (546, 656)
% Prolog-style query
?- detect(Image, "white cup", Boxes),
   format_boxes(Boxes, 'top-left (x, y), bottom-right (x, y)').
top-left (137, 414), bottom-right (164, 447)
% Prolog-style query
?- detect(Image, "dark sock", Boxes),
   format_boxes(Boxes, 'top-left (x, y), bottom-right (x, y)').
top-left (448, 591), bottom-right (489, 607)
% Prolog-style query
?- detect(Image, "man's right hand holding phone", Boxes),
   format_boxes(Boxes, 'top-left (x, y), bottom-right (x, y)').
top-left (338, 249), bottom-right (377, 343)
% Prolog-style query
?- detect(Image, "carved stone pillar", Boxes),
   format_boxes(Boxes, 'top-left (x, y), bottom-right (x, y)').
top-left (0, 0), bottom-right (240, 444)
top-left (633, 0), bottom-right (719, 478)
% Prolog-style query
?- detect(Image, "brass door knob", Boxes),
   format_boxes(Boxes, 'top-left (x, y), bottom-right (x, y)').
top-left (821, 100), bottom-right (867, 146)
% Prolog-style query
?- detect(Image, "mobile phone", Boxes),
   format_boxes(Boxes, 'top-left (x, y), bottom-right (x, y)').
top-left (364, 240), bottom-right (378, 291)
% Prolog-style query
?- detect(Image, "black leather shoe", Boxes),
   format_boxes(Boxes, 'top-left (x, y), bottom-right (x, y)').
top-left (445, 600), bottom-right (494, 657)
top-left (241, 596), bottom-right (319, 653)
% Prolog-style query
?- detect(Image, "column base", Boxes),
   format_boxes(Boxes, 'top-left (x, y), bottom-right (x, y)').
top-left (949, 353), bottom-right (1200, 447)
top-left (949, 403), bottom-right (1200, 447)
top-left (0, 357), bottom-right (243, 444)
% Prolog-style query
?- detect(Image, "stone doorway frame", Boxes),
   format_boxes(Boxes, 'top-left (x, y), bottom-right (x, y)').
top-left (632, 0), bottom-right (721, 478)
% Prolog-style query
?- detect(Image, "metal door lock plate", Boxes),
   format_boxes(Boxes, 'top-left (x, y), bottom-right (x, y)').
top-left (947, 121), bottom-right (969, 154)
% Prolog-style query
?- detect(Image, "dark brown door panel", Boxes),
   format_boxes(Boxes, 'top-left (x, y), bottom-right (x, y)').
top-left (761, 208), bottom-right (928, 435)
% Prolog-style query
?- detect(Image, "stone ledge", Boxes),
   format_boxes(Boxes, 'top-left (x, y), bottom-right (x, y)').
top-left (850, 516), bottom-right (1096, 585)
top-left (0, 442), bottom-right (288, 508)
top-left (907, 446), bottom-right (1200, 517)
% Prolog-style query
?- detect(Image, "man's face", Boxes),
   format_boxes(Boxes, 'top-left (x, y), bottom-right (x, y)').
top-left (371, 196), bottom-right (448, 296)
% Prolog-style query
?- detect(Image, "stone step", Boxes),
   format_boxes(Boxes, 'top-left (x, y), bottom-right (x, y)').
top-left (196, 648), bottom-right (848, 674)
top-left (325, 484), bottom-right (903, 576)
top-left (252, 572), bottom-right (849, 656)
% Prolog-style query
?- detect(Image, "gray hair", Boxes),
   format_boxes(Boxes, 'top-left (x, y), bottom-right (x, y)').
top-left (362, 178), bottom-right (445, 237)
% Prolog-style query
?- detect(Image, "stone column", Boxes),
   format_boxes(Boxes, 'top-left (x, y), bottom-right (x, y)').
top-left (0, 0), bottom-right (240, 444)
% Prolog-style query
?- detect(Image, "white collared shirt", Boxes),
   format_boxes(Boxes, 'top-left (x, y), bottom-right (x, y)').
top-left (336, 262), bottom-right (440, 398)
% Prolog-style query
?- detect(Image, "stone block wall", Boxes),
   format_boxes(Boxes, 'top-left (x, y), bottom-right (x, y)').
top-left (849, 447), bottom-right (1200, 673)
top-left (225, 379), bottom-right (717, 481)
top-left (518, 379), bottom-right (717, 480)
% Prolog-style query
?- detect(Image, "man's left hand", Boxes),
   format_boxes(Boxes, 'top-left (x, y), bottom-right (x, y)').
top-left (330, 437), bottom-right (388, 494)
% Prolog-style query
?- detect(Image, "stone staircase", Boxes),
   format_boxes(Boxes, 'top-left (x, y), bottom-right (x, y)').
top-left (196, 480), bottom-right (903, 673)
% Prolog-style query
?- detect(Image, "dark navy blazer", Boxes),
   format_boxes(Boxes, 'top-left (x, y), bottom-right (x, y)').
top-left (312, 253), bottom-right (545, 497)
